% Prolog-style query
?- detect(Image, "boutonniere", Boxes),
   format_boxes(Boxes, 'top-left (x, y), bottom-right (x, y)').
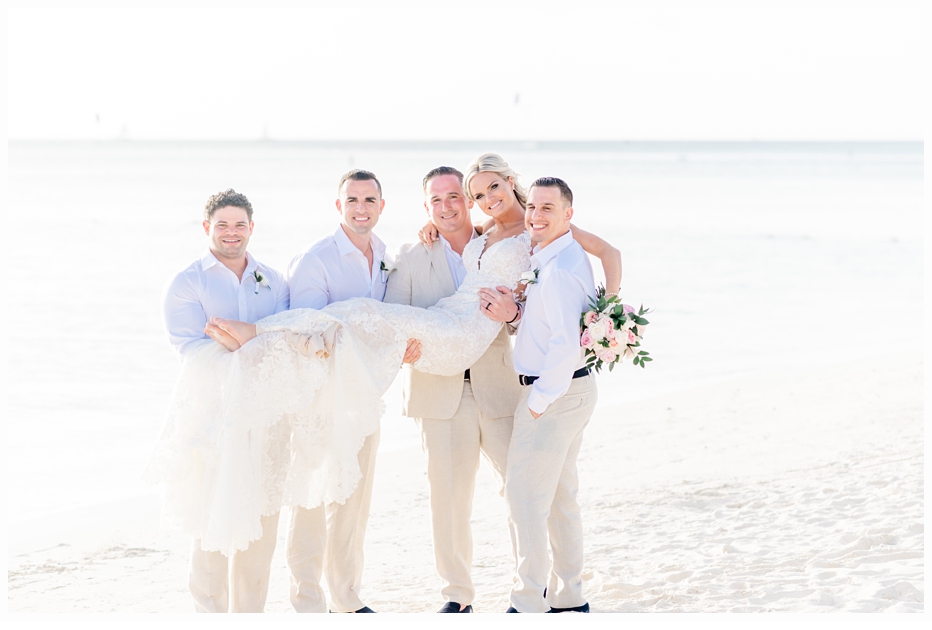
top-left (379, 260), bottom-right (394, 273)
top-left (514, 268), bottom-right (539, 302)
top-left (252, 270), bottom-right (270, 294)
top-left (519, 268), bottom-right (540, 286)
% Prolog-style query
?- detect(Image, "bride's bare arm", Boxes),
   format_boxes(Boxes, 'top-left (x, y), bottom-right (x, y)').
top-left (570, 224), bottom-right (622, 295)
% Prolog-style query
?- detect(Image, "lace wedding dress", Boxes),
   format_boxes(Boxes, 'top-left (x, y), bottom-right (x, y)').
top-left (146, 232), bottom-right (532, 555)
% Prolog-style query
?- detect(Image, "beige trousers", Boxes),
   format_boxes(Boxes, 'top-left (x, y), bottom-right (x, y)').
top-left (286, 428), bottom-right (380, 613)
top-left (505, 376), bottom-right (597, 613)
top-left (189, 512), bottom-right (281, 613)
top-left (417, 381), bottom-right (514, 606)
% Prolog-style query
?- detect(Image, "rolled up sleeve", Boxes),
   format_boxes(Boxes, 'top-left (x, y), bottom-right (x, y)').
top-left (163, 272), bottom-right (208, 359)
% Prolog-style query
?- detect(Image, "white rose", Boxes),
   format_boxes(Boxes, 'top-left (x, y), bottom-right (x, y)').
top-left (520, 270), bottom-right (537, 283)
top-left (587, 317), bottom-right (608, 342)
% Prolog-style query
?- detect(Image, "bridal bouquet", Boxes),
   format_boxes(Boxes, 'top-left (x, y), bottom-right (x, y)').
top-left (580, 287), bottom-right (652, 371)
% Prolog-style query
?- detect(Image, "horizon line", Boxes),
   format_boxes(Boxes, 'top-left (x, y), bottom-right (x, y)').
top-left (8, 138), bottom-right (924, 146)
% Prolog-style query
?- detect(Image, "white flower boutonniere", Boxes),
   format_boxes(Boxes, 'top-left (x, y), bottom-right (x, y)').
top-left (379, 259), bottom-right (395, 282)
top-left (253, 270), bottom-right (270, 294)
top-left (519, 268), bottom-right (539, 285)
top-left (514, 268), bottom-right (539, 302)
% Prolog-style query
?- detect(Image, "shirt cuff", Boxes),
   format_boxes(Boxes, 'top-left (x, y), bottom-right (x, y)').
top-left (527, 388), bottom-right (551, 415)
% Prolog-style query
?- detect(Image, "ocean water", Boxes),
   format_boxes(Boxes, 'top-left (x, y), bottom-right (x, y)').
top-left (6, 141), bottom-right (923, 523)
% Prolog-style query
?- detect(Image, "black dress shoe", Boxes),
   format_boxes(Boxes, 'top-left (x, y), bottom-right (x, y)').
top-left (329, 606), bottom-right (376, 613)
top-left (438, 602), bottom-right (472, 613)
top-left (549, 602), bottom-right (590, 613)
top-left (506, 606), bottom-right (520, 613)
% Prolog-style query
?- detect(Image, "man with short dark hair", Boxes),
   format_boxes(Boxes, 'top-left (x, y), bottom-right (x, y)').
top-left (482, 177), bottom-right (598, 614)
top-left (162, 189), bottom-right (290, 612)
top-left (284, 169), bottom-right (417, 613)
top-left (384, 167), bottom-right (521, 613)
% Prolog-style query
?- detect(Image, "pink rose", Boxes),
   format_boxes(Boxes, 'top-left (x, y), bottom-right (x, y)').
top-left (623, 304), bottom-right (636, 315)
top-left (597, 346), bottom-right (617, 364)
top-left (627, 330), bottom-right (637, 344)
top-left (622, 346), bottom-right (637, 360)
top-left (608, 337), bottom-right (620, 348)
top-left (583, 311), bottom-right (598, 326)
top-left (580, 329), bottom-right (595, 349)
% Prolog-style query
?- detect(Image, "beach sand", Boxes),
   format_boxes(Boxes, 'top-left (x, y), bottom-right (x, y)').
top-left (7, 353), bottom-right (923, 613)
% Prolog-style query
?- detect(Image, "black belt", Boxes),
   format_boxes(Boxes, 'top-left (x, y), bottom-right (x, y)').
top-left (463, 369), bottom-right (470, 380)
top-left (518, 367), bottom-right (590, 387)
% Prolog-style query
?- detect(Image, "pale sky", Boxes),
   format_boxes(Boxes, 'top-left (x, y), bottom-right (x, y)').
top-left (6, 1), bottom-right (926, 141)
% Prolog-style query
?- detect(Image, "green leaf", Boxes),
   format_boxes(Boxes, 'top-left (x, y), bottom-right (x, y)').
top-left (642, 356), bottom-right (652, 362)
top-left (638, 351), bottom-right (648, 355)
top-left (608, 361), bottom-right (615, 372)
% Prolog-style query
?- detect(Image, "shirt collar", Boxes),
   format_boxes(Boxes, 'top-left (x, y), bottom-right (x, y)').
top-left (200, 249), bottom-right (257, 273)
top-left (244, 253), bottom-right (258, 275)
top-left (200, 249), bottom-right (220, 271)
top-left (437, 229), bottom-right (476, 258)
top-left (530, 230), bottom-right (574, 268)
top-left (200, 249), bottom-right (257, 277)
top-left (333, 225), bottom-right (386, 261)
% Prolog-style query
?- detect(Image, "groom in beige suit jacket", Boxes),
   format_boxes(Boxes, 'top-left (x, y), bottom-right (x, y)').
top-left (384, 166), bottom-right (520, 613)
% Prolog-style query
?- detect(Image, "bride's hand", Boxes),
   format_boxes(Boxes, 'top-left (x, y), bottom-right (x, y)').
top-left (418, 221), bottom-right (440, 249)
top-left (205, 322), bottom-right (242, 352)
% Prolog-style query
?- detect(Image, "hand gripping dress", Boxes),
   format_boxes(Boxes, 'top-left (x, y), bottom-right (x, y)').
top-left (146, 232), bottom-right (532, 555)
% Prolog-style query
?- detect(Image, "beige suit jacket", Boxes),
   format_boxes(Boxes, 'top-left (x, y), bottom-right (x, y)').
top-left (384, 238), bottom-right (521, 420)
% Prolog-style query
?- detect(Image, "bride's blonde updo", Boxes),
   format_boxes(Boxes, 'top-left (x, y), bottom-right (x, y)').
top-left (463, 153), bottom-right (528, 209)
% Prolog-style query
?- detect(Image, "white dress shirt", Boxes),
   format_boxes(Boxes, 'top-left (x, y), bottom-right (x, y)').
top-left (438, 230), bottom-right (476, 290)
top-left (513, 231), bottom-right (596, 414)
top-left (163, 250), bottom-right (290, 359)
top-left (287, 226), bottom-right (391, 309)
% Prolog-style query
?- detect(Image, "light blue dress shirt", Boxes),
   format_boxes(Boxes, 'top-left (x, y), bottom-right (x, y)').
top-left (162, 249), bottom-right (289, 358)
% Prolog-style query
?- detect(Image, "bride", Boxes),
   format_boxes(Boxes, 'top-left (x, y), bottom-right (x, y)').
top-left (147, 154), bottom-right (620, 556)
